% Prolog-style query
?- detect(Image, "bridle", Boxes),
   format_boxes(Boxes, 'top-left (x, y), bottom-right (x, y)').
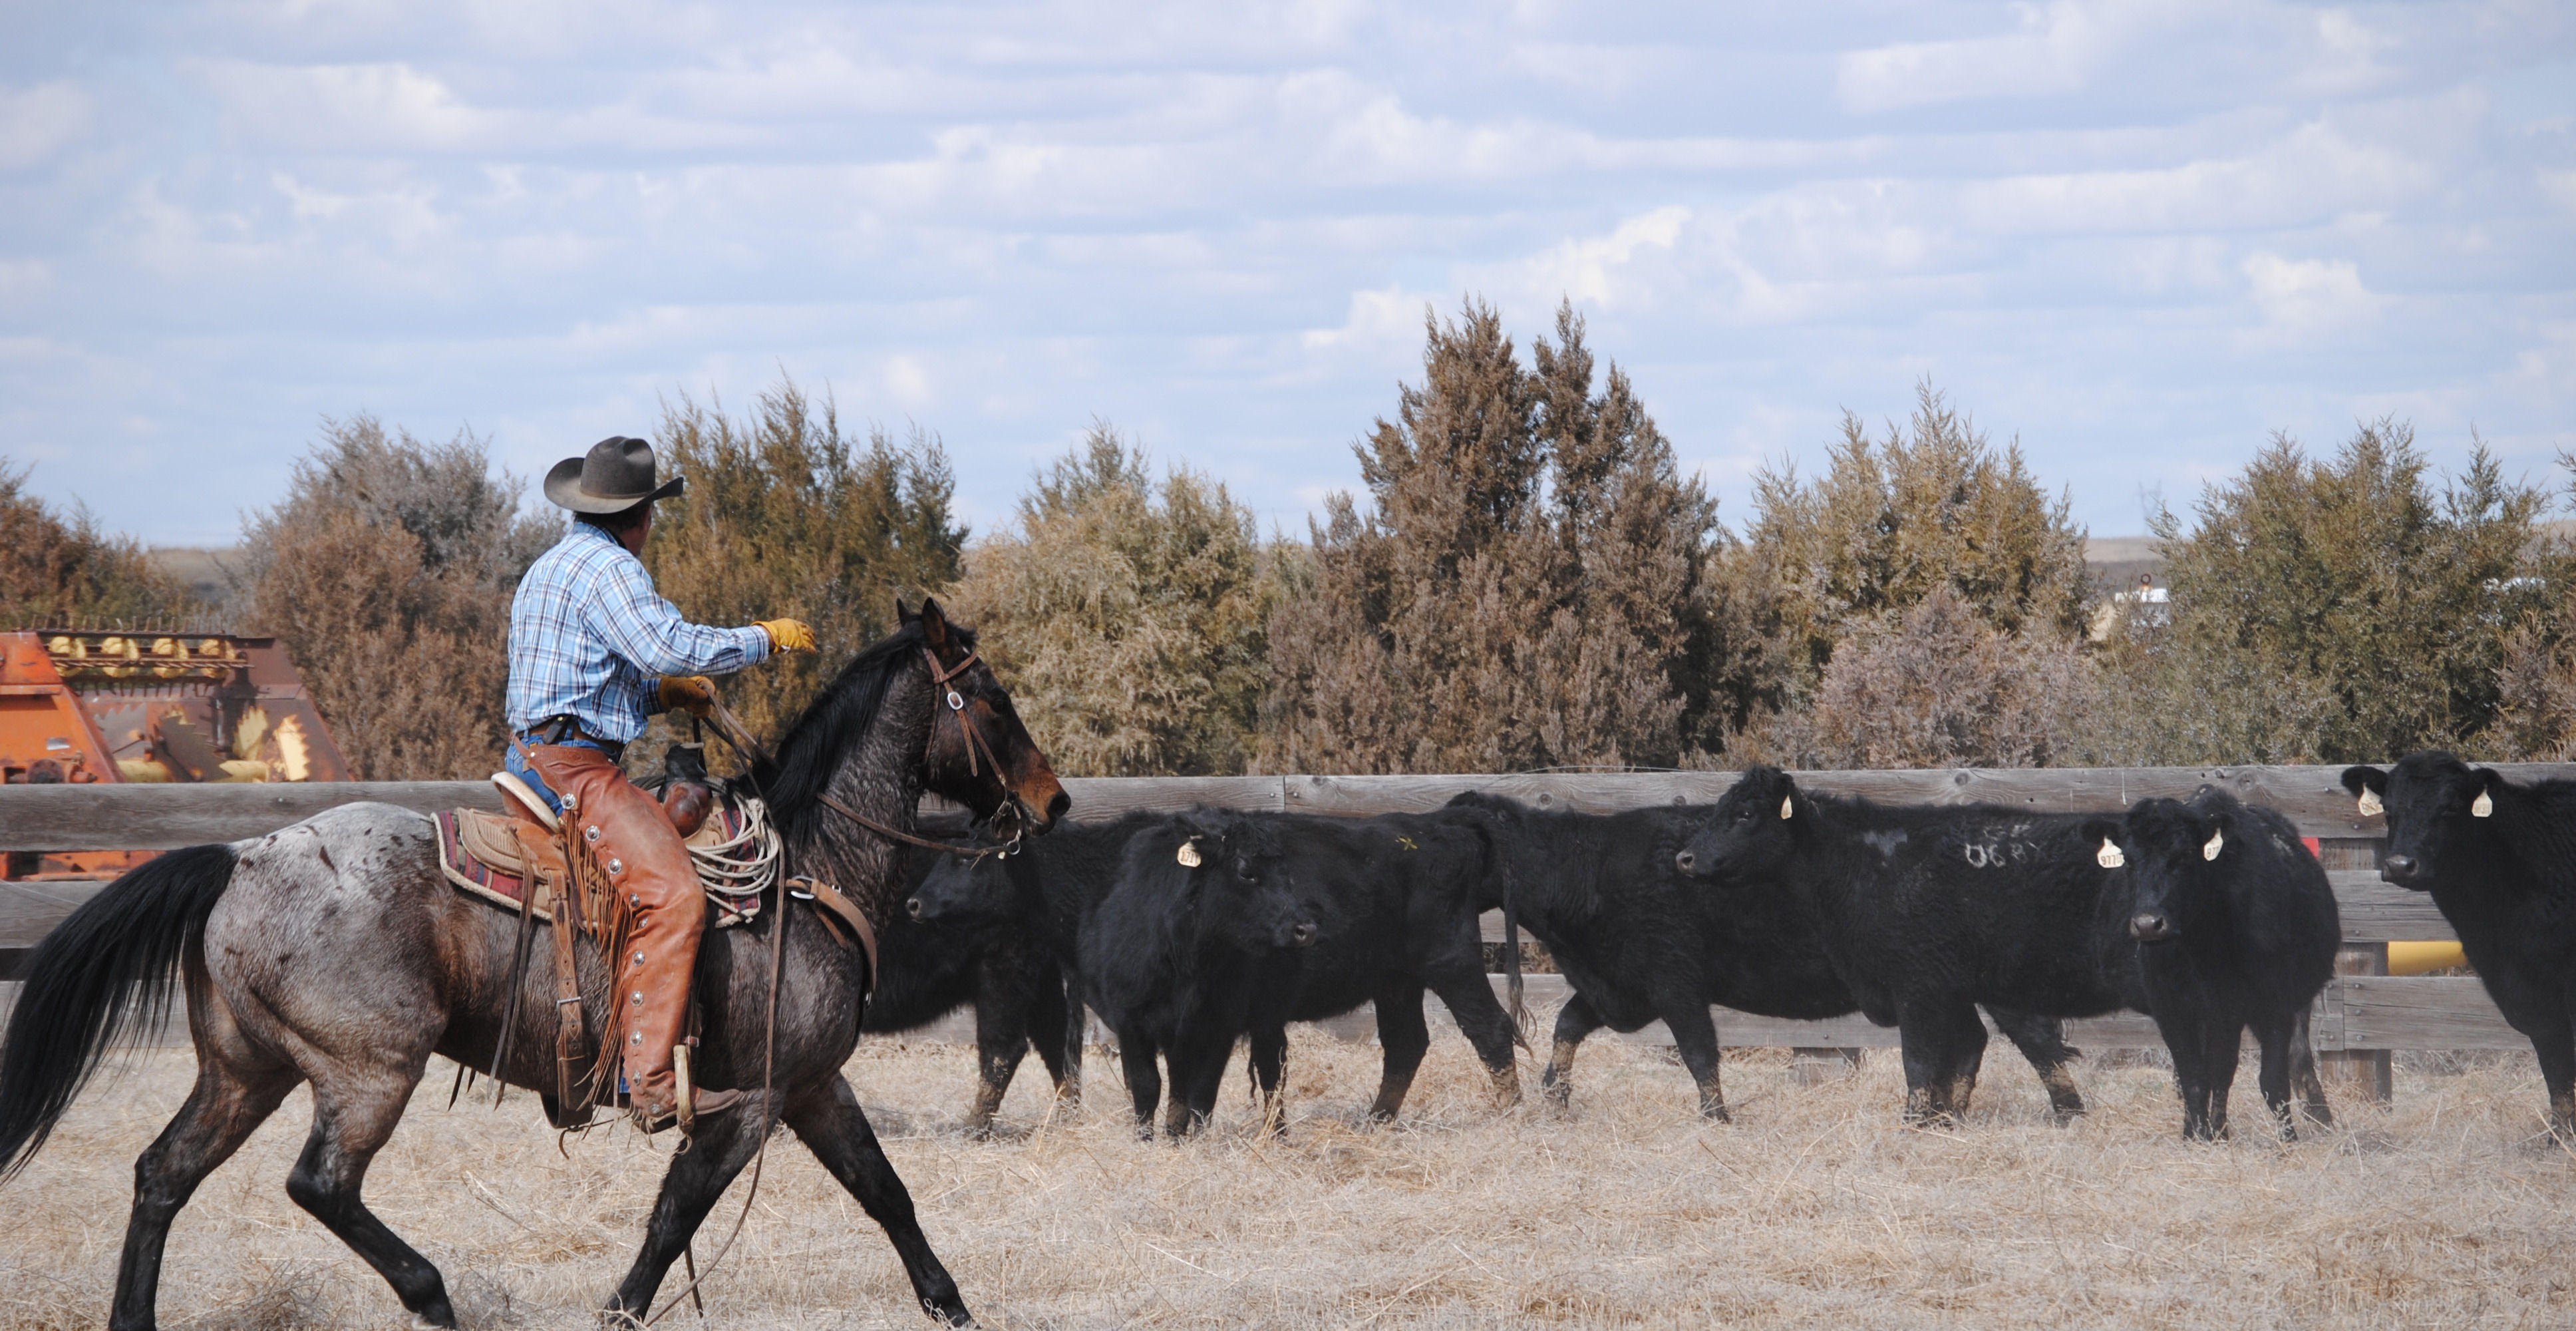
top-left (703, 640), bottom-right (1032, 861)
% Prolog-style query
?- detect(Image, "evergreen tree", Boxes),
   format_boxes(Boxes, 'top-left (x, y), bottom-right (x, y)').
top-left (0, 462), bottom-right (187, 628)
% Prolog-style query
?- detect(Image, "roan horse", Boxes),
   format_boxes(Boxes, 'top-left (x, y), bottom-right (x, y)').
top-left (0, 599), bottom-right (1067, 1330)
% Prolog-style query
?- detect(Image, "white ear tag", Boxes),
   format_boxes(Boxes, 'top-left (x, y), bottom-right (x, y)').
top-left (2472, 791), bottom-right (2494, 818)
top-left (1780, 795), bottom-right (1794, 821)
top-left (2096, 838), bottom-right (2124, 869)
top-left (1176, 839), bottom-right (1203, 867)
top-left (2202, 829), bottom-right (2224, 861)
top-left (2357, 789), bottom-right (2383, 817)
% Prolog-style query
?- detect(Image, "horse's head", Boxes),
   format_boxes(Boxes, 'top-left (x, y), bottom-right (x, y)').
top-left (901, 597), bottom-right (1070, 839)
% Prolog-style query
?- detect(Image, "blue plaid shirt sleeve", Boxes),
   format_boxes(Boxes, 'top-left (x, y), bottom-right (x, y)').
top-left (507, 524), bottom-right (772, 743)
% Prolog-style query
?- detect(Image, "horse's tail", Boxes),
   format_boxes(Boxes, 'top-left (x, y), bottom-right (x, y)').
top-left (0, 843), bottom-right (238, 1181)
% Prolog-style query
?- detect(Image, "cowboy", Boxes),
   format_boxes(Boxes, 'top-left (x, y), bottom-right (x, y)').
top-left (504, 436), bottom-right (815, 1129)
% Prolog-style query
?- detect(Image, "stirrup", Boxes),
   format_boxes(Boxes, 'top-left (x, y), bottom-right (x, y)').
top-left (492, 770), bottom-right (561, 831)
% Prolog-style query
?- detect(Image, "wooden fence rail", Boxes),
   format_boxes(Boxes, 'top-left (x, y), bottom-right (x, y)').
top-left (0, 767), bottom-right (2531, 1065)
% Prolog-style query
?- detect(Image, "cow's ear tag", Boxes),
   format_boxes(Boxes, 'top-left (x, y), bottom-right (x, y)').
top-left (2472, 790), bottom-right (2494, 818)
top-left (1780, 795), bottom-right (1794, 821)
top-left (2202, 829), bottom-right (2224, 860)
top-left (2096, 838), bottom-right (2124, 869)
top-left (1176, 839), bottom-right (1203, 867)
top-left (2357, 788), bottom-right (2384, 817)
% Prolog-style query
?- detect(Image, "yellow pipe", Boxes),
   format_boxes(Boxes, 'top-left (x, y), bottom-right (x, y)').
top-left (2388, 941), bottom-right (2466, 975)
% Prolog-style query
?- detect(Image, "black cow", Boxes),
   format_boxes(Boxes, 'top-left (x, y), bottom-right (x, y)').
top-left (2092, 790), bottom-right (2338, 1138)
top-left (907, 811), bottom-right (1318, 1137)
top-left (1452, 791), bottom-right (2084, 1123)
top-left (1231, 811), bottom-right (1524, 1126)
top-left (2344, 752), bottom-right (2576, 1138)
top-left (859, 847), bottom-right (1080, 1133)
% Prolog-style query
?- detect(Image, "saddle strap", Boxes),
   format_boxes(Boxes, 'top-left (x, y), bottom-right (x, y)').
top-left (510, 818), bottom-right (591, 1113)
top-left (793, 876), bottom-right (878, 996)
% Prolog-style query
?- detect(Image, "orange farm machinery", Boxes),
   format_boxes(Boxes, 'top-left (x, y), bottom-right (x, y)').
top-left (0, 630), bottom-right (353, 879)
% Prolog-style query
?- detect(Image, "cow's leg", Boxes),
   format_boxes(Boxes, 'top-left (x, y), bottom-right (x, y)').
top-left (1114, 1023), bottom-right (1164, 1139)
top-left (1028, 961), bottom-right (1078, 1103)
top-left (1165, 1015), bottom-right (1237, 1138)
top-left (1661, 996), bottom-right (1729, 1122)
top-left (1426, 968), bottom-right (1521, 1107)
top-left (112, 1054), bottom-right (299, 1331)
top-left (603, 1099), bottom-right (771, 1322)
top-left (2534, 1015), bottom-right (2576, 1141)
top-left (1987, 1005), bottom-right (2085, 1124)
top-left (1938, 1002), bottom-right (1989, 1119)
top-left (1365, 984), bottom-right (1432, 1121)
top-left (2286, 1006), bottom-right (2332, 1127)
top-left (1895, 999), bottom-right (1969, 1125)
top-left (283, 1063), bottom-right (454, 1327)
top-left (1541, 992), bottom-right (1605, 1108)
top-left (2251, 1007), bottom-right (2301, 1137)
top-left (965, 964), bottom-right (1035, 1135)
top-left (2199, 1019), bottom-right (2242, 1141)
top-left (1244, 1020), bottom-right (1289, 1135)
top-left (781, 1077), bottom-right (973, 1328)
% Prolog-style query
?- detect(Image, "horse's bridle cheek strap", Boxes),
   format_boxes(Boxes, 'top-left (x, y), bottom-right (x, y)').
top-left (923, 646), bottom-right (1011, 794)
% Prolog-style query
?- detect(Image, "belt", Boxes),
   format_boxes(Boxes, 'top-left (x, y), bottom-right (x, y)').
top-left (520, 716), bottom-right (627, 761)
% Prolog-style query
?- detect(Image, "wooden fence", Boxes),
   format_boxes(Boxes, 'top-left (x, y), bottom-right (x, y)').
top-left (1, 765), bottom-right (2556, 1099)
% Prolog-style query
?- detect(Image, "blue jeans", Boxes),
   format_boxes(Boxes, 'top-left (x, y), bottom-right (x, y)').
top-left (504, 737), bottom-right (607, 817)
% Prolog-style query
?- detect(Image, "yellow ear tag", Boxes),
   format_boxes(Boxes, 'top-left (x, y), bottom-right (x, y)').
top-left (1780, 795), bottom-right (1794, 821)
top-left (2472, 791), bottom-right (2494, 819)
top-left (2096, 838), bottom-right (2124, 869)
top-left (1176, 840), bottom-right (1203, 867)
top-left (2357, 789), bottom-right (2383, 817)
top-left (2202, 829), bottom-right (2224, 861)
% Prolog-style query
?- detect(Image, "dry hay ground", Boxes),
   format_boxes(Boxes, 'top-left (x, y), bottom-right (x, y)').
top-left (3, 1033), bottom-right (2573, 1330)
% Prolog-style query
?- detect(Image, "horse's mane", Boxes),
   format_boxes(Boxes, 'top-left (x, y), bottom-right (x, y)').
top-left (753, 619), bottom-right (969, 834)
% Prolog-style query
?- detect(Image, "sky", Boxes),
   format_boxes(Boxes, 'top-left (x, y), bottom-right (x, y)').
top-left (2, 1), bottom-right (2572, 548)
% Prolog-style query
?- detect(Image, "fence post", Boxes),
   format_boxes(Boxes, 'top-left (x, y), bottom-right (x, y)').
top-left (2321, 943), bottom-right (2392, 1104)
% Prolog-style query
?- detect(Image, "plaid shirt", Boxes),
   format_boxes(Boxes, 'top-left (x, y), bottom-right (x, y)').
top-left (506, 522), bottom-right (770, 744)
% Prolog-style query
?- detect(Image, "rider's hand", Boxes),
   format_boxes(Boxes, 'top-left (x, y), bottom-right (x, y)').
top-left (657, 675), bottom-right (719, 717)
top-left (756, 618), bottom-right (816, 654)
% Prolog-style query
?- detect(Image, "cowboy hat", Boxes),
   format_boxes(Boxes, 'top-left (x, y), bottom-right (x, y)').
top-left (543, 437), bottom-right (685, 514)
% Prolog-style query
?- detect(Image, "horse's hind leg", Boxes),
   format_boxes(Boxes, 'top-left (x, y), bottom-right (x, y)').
top-left (603, 1103), bottom-right (771, 1324)
top-left (113, 1051), bottom-right (299, 1331)
top-left (285, 1063), bottom-right (454, 1328)
top-left (786, 1075), bottom-right (974, 1327)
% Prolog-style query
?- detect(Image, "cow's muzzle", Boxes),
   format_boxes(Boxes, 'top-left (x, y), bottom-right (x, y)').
top-left (2129, 912), bottom-right (2176, 943)
top-left (2381, 853), bottom-right (2420, 886)
top-left (1290, 921), bottom-right (1319, 948)
top-left (1673, 849), bottom-right (1697, 874)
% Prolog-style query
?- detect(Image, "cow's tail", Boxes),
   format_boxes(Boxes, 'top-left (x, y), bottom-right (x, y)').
top-left (0, 843), bottom-right (238, 1181)
top-left (1473, 817), bottom-right (1530, 1053)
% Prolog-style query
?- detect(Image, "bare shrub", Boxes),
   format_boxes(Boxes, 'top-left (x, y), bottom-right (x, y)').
top-left (1261, 299), bottom-right (1726, 774)
top-left (1772, 586), bottom-right (2102, 769)
top-left (943, 424), bottom-right (1283, 777)
top-left (238, 418), bottom-right (555, 780)
top-left (0, 461), bottom-right (187, 628)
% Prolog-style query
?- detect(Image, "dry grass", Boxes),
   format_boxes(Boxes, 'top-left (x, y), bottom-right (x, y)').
top-left (5, 1032), bottom-right (2573, 1330)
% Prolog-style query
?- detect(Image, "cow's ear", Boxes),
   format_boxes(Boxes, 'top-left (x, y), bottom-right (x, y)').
top-left (2472, 769), bottom-right (2502, 818)
top-left (2341, 765), bottom-right (2388, 817)
top-left (1775, 771), bottom-right (1802, 822)
top-left (2079, 817), bottom-right (2124, 868)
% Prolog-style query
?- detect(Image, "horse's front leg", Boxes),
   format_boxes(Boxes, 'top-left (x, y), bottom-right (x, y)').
top-left (786, 1074), bottom-right (974, 1326)
top-left (601, 1101), bottom-right (771, 1323)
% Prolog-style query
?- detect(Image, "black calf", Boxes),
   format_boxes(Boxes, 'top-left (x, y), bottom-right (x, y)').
top-left (2097, 790), bottom-right (2337, 1139)
top-left (2346, 752), bottom-right (2576, 1137)
top-left (1454, 791), bottom-right (2083, 1123)
top-left (1233, 813), bottom-right (1524, 1126)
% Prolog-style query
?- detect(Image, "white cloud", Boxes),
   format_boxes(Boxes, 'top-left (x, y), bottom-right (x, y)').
top-left (2241, 252), bottom-right (2382, 340)
top-left (1838, 1), bottom-right (2130, 114)
top-left (0, 81), bottom-right (93, 170)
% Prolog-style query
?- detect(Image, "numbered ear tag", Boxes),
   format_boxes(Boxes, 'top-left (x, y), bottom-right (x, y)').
top-left (1176, 839), bottom-right (1203, 867)
top-left (2096, 838), bottom-right (2125, 869)
top-left (1780, 795), bottom-right (1794, 821)
top-left (2357, 789), bottom-right (2383, 817)
top-left (947, 689), bottom-right (965, 711)
top-left (2472, 790), bottom-right (2494, 818)
top-left (2202, 829), bottom-right (2224, 860)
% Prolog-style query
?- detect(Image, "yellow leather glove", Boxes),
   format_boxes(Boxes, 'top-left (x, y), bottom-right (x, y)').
top-left (657, 675), bottom-right (718, 717)
top-left (756, 618), bottom-right (816, 654)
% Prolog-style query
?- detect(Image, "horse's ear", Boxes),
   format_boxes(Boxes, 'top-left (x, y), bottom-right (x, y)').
top-left (895, 598), bottom-right (918, 626)
top-left (918, 596), bottom-right (951, 650)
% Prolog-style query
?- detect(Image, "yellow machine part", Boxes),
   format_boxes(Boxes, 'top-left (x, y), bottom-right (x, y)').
top-left (2388, 941), bottom-right (2467, 975)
